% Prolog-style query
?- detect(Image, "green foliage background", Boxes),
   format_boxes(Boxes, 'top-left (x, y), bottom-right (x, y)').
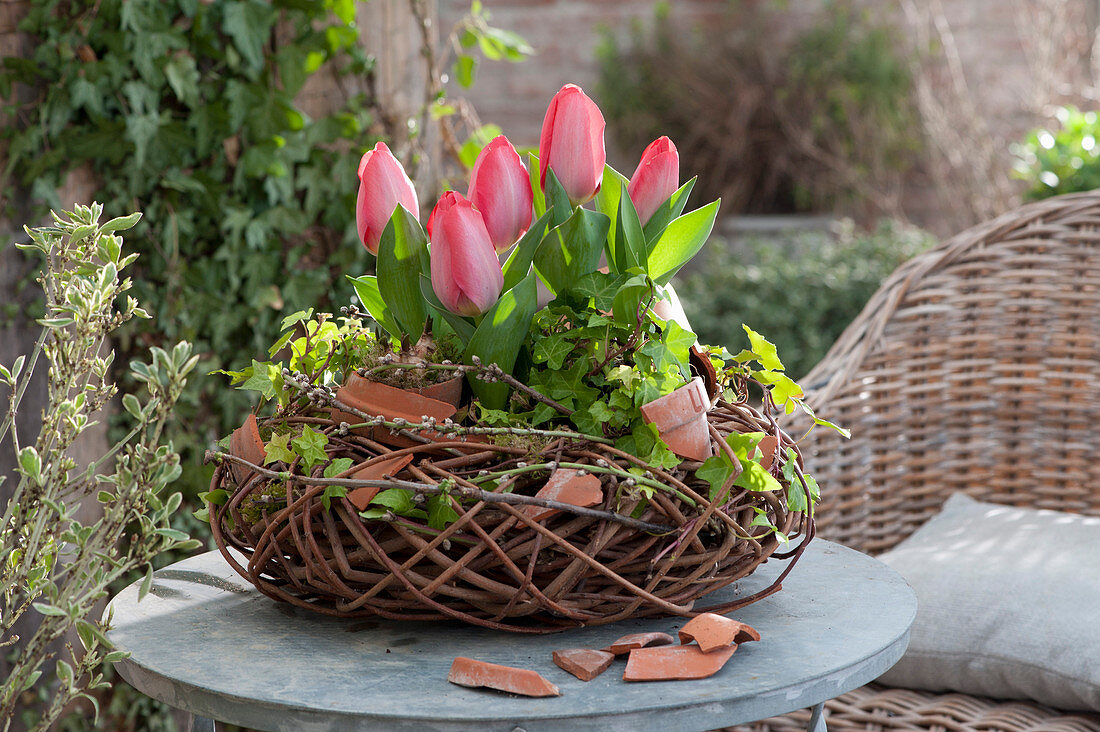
top-left (596, 0), bottom-right (920, 217)
top-left (675, 220), bottom-right (936, 381)
top-left (1013, 106), bottom-right (1100, 200)
top-left (1, 0), bottom-right (380, 513)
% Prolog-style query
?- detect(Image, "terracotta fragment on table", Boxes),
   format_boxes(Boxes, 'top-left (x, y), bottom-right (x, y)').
top-left (639, 376), bottom-right (713, 462)
top-left (604, 631), bottom-right (676, 656)
top-left (522, 469), bottom-right (604, 522)
top-left (678, 614), bottom-right (761, 653)
top-left (552, 648), bottom-right (615, 681)
top-left (623, 644), bottom-right (738, 682)
top-left (447, 657), bottom-right (560, 697)
top-left (346, 453), bottom-right (416, 510)
top-left (229, 414), bottom-right (265, 485)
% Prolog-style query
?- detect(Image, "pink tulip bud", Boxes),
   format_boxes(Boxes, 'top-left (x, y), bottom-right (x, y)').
top-left (538, 84), bottom-right (606, 205)
top-left (468, 135), bottom-right (534, 253)
top-left (356, 141), bottom-right (419, 254)
top-left (628, 136), bottom-right (679, 226)
top-left (428, 192), bottom-right (504, 317)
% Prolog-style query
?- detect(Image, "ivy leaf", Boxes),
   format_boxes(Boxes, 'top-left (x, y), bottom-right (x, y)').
top-left (755, 370), bottom-right (804, 413)
top-left (291, 425), bottom-right (328, 473)
top-left (427, 494), bottom-right (460, 530)
top-left (697, 453), bottom-right (737, 500)
top-left (734, 461), bottom-right (783, 493)
top-left (742, 325), bottom-right (785, 371)
top-left (573, 270), bottom-right (626, 312)
top-left (321, 485), bottom-right (347, 511)
top-left (240, 359), bottom-right (281, 400)
top-left (455, 54), bottom-right (477, 88)
top-left (532, 333), bottom-right (572, 370)
top-left (369, 488), bottom-right (416, 514)
top-left (264, 432), bottom-right (296, 466)
top-left (323, 458), bottom-right (354, 478)
top-left (222, 0), bottom-right (275, 75)
top-left (662, 321), bottom-right (697, 380)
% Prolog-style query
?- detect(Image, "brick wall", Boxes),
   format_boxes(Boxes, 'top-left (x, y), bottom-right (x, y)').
top-left (439, 0), bottom-right (1097, 231)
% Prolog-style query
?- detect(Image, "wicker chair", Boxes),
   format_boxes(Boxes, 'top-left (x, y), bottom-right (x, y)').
top-left (738, 192), bottom-right (1100, 732)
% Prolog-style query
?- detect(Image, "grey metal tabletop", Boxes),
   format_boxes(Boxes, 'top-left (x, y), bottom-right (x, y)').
top-left (106, 539), bottom-right (916, 732)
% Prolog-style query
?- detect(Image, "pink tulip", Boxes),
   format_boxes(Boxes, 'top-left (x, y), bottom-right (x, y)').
top-left (628, 136), bottom-right (679, 226)
top-left (468, 135), bottom-right (533, 253)
top-left (428, 192), bottom-right (503, 317)
top-left (356, 141), bottom-right (419, 254)
top-left (538, 84), bottom-right (606, 205)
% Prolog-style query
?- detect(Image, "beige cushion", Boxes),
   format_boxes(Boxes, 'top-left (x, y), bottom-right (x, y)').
top-left (877, 492), bottom-right (1100, 712)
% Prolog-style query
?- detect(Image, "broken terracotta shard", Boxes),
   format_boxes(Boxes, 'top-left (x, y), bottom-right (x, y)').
top-left (623, 644), bottom-right (738, 681)
top-left (447, 657), bottom-right (560, 697)
top-left (523, 468), bottom-right (604, 522)
top-left (604, 631), bottom-right (676, 656)
top-left (346, 453), bottom-right (416, 510)
top-left (678, 613), bottom-right (761, 654)
top-left (229, 413), bottom-right (265, 486)
top-left (552, 648), bottom-right (615, 681)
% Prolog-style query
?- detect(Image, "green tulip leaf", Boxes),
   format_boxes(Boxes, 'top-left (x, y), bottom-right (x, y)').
top-left (616, 182), bottom-right (647, 272)
top-left (528, 153), bottom-right (546, 219)
top-left (543, 168), bottom-right (573, 229)
top-left (533, 207), bottom-right (610, 296)
top-left (464, 273), bottom-right (538, 409)
top-left (347, 274), bottom-right (402, 342)
top-left (501, 208), bottom-right (554, 292)
top-left (642, 176), bottom-right (696, 250)
top-left (647, 198), bottom-right (720, 286)
top-left (418, 274), bottom-right (476, 345)
top-left (593, 164), bottom-right (628, 271)
top-left (377, 204), bottom-right (429, 342)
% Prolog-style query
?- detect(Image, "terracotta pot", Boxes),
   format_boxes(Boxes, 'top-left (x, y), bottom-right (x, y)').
top-left (228, 413), bottom-right (265, 485)
top-left (639, 376), bottom-right (713, 462)
top-left (417, 373), bottom-right (464, 408)
top-left (331, 372), bottom-right (457, 448)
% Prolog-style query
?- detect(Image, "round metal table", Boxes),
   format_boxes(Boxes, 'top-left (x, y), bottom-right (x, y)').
top-left (107, 540), bottom-right (915, 732)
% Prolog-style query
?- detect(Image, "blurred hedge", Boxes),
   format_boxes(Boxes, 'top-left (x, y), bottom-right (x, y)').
top-left (675, 219), bottom-right (936, 381)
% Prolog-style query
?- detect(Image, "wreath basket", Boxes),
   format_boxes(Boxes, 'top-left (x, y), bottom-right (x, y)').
top-left (207, 394), bottom-right (814, 634)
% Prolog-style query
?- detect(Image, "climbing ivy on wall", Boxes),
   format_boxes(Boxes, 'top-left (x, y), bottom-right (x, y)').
top-left (0, 0), bottom-right (382, 501)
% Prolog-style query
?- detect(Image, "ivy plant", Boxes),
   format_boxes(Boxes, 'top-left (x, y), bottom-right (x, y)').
top-left (0, 0), bottom-right (381, 503)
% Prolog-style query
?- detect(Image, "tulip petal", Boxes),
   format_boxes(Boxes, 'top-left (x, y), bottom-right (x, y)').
top-left (470, 136), bottom-right (533, 252)
top-left (356, 142), bottom-right (419, 254)
top-left (538, 84), bottom-right (606, 205)
top-left (628, 136), bottom-right (679, 226)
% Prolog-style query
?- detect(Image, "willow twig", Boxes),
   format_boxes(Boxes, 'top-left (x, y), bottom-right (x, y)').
top-left (206, 450), bottom-right (676, 535)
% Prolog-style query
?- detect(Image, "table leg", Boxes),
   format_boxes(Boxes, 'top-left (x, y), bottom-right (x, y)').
top-left (806, 702), bottom-right (827, 732)
top-left (187, 714), bottom-right (220, 732)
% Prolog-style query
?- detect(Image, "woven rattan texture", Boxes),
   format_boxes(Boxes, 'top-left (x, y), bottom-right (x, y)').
top-left (744, 192), bottom-right (1100, 732)
top-left (210, 400), bottom-right (811, 633)
top-left (791, 192), bottom-right (1100, 555)
top-left (728, 684), bottom-right (1100, 732)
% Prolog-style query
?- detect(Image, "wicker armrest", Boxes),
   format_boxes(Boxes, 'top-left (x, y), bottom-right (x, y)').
top-left (730, 684), bottom-right (1100, 732)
